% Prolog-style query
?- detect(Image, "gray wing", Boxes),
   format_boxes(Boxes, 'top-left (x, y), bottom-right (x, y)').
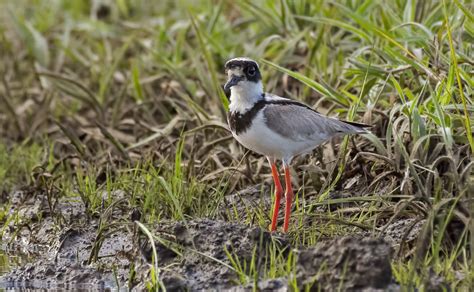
top-left (263, 103), bottom-right (366, 142)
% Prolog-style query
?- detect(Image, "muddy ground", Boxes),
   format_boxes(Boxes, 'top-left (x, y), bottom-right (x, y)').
top-left (0, 186), bottom-right (437, 291)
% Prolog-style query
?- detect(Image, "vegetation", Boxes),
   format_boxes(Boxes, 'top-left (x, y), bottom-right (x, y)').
top-left (0, 0), bottom-right (472, 290)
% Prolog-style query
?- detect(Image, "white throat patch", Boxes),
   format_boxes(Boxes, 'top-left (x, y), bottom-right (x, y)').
top-left (229, 80), bottom-right (264, 113)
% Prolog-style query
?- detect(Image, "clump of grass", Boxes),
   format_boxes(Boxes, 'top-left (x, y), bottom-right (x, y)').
top-left (0, 143), bottom-right (44, 193)
top-left (224, 236), bottom-right (296, 287)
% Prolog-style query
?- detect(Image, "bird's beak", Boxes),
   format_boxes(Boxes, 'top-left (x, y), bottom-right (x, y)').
top-left (224, 75), bottom-right (243, 91)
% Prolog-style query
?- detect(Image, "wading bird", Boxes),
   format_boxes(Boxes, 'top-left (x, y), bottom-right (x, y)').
top-left (224, 57), bottom-right (369, 233)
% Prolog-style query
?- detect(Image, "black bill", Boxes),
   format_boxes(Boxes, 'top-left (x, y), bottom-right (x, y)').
top-left (224, 75), bottom-right (243, 91)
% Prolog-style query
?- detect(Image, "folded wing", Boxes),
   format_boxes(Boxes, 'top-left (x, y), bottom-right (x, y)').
top-left (263, 103), bottom-right (367, 142)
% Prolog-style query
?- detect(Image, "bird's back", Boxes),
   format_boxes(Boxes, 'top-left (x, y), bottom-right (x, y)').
top-left (263, 93), bottom-right (367, 136)
top-left (263, 100), bottom-right (367, 143)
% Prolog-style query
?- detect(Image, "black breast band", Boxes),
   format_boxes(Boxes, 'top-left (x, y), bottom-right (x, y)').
top-left (227, 95), bottom-right (312, 135)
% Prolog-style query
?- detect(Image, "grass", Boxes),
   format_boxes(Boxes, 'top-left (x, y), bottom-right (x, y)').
top-left (0, 0), bottom-right (472, 290)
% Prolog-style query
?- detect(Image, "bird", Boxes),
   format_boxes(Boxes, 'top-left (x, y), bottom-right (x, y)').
top-left (223, 57), bottom-right (370, 233)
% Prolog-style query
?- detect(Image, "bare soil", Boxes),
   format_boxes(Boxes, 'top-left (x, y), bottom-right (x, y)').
top-left (0, 186), bottom-right (430, 291)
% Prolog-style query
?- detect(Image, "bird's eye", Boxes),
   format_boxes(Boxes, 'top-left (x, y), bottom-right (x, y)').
top-left (247, 67), bottom-right (256, 76)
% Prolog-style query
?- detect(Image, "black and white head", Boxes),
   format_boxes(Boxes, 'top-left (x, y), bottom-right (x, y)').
top-left (224, 58), bottom-right (264, 110)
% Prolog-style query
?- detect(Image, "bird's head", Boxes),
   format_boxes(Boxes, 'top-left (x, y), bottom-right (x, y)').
top-left (224, 58), bottom-right (262, 95)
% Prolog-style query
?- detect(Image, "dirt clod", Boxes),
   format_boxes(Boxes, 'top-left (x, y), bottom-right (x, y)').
top-left (144, 219), bottom-right (290, 291)
top-left (296, 236), bottom-right (393, 291)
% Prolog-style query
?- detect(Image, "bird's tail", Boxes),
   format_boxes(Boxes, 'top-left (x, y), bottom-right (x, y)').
top-left (342, 120), bottom-right (372, 133)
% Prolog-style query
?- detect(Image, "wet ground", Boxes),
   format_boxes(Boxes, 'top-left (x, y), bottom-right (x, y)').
top-left (0, 186), bottom-right (430, 291)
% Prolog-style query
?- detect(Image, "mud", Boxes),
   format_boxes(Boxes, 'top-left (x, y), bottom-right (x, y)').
top-left (140, 219), bottom-right (290, 290)
top-left (381, 218), bottom-right (425, 255)
top-left (0, 186), bottom-right (420, 291)
top-left (296, 237), bottom-right (394, 291)
top-left (219, 184), bottom-right (274, 222)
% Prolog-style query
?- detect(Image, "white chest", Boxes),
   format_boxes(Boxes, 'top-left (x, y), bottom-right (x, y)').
top-left (231, 111), bottom-right (315, 161)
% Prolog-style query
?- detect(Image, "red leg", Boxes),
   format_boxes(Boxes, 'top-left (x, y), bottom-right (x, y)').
top-left (283, 166), bottom-right (293, 233)
top-left (269, 160), bottom-right (283, 232)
